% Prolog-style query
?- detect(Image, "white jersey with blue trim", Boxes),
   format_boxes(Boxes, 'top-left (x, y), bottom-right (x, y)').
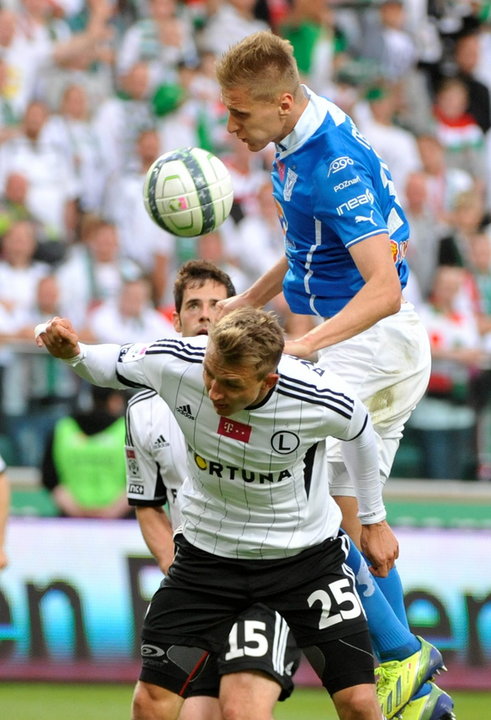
top-left (272, 85), bottom-right (410, 318)
top-left (75, 336), bottom-right (377, 559)
top-left (125, 389), bottom-right (186, 529)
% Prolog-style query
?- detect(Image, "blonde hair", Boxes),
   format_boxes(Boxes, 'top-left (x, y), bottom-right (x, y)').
top-left (215, 31), bottom-right (301, 102)
top-left (209, 307), bottom-right (284, 377)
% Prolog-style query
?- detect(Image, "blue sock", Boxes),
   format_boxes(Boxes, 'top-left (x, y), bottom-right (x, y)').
top-left (344, 536), bottom-right (420, 662)
top-left (373, 566), bottom-right (410, 629)
top-left (412, 683), bottom-right (432, 700)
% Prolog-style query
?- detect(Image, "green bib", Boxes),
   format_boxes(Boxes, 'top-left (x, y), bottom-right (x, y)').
top-left (52, 417), bottom-right (126, 509)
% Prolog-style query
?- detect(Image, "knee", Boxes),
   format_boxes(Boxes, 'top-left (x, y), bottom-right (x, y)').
top-left (334, 684), bottom-right (380, 720)
top-left (131, 681), bottom-right (182, 720)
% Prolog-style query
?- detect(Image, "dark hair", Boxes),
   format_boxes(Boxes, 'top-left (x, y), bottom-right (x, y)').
top-left (173, 260), bottom-right (236, 312)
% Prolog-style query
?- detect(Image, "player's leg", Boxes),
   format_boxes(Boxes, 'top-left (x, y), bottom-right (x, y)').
top-left (342, 535), bottom-right (448, 718)
top-left (342, 531), bottom-right (421, 661)
top-left (304, 632), bottom-right (383, 720)
top-left (132, 535), bottom-right (248, 720)
top-left (178, 696), bottom-right (221, 720)
top-left (217, 603), bottom-right (300, 720)
top-left (132, 681), bottom-right (183, 720)
top-left (265, 536), bottom-right (381, 719)
top-left (333, 490), bottom-right (410, 628)
top-left (219, 672), bottom-right (281, 720)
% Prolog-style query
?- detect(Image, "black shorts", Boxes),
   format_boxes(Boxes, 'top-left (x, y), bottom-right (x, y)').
top-left (139, 534), bottom-right (373, 697)
top-left (140, 602), bottom-right (300, 700)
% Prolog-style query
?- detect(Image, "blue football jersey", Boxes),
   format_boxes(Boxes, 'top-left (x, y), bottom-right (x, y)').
top-left (272, 86), bottom-right (410, 318)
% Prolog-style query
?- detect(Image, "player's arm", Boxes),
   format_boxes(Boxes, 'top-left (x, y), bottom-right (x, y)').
top-left (35, 317), bottom-right (127, 388)
top-left (217, 256), bottom-right (288, 316)
top-left (285, 234), bottom-right (402, 357)
top-left (339, 407), bottom-right (399, 578)
top-left (136, 506), bottom-right (175, 574)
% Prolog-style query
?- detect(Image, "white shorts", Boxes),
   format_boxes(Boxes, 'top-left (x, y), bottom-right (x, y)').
top-left (319, 303), bottom-right (431, 495)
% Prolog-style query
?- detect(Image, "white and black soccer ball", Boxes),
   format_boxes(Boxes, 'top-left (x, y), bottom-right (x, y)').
top-left (143, 147), bottom-right (234, 237)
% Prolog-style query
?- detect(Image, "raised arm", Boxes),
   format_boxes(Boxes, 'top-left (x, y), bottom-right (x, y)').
top-left (35, 317), bottom-right (125, 389)
top-left (216, 256), bottom-right (288, 317)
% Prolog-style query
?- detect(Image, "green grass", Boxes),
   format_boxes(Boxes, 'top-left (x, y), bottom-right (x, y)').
top-left (1, 682), bottom-right (489, 719)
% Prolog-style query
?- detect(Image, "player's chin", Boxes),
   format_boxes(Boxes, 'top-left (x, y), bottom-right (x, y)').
top-left (212, 403), bottom-right (230, 415)
top-left (242, 137), bottom-right (266, 152)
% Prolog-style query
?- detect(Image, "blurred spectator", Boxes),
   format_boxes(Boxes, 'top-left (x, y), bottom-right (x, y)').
top-left (279, 0), bottom-right (350, 96)
top-left (408, 265), bottom-right (488, 479)
top-left (155, 57), bottom-right (228, 154)
top-left (0, 454), bottom-right (9, 569)
top-left (0, 56), bottom-right (19, 143)
top-left (467, 230), bottom-right (491, 343)
top-left (0, 171), bottom-right (49, 241)
top-left (417, 132), bottom-right (474, 222)
top-left (81, 277), bottom-right (177, 343)
top-left (0, 99), bottom-right (79, 248)
top-left (449, 27), bottom-right (491, 134)
top-left (197, 229), bottom-right (249, 294)
top-left (222, 133), bottom-right (273, 222)
top-left (0, 219), bottom-right (50, 318)
top-left (358, 0), bottom-right (417, 83)
top-left (0, 3), bottom-right (110, 120)
top-left (41, 385), bottom-right (132, 518)
top-left (55, 218), bottom-right (142, 327)
top-left (233, 177), bottom-right (284, 283)
top-left (358, 83), bottom-right (421, 198)
top-left (104, 128), bottom-right (175, 306)
top-left (432, 76), bottom-right (486, 185)
top-left (92, 61), bottom-right (157, 180)
top-left (438, 189), bottom-right (490, 270)
top-left (198, 0), bottom-right (270, 56)
top-left (403, 170), bottom-right (444, 303)
top-left (42, 83), bottom-right (107, 215)
top-left (116, 0), bottom-right (198, 89)
top-left (0, 273), bottom-right (80, 467)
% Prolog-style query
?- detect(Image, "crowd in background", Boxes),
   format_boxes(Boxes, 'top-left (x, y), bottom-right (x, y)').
top-left (2, 0), bottom-right (491, 481)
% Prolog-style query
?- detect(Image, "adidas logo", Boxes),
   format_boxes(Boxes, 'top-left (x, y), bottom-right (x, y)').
top-left (176, 404), bottom-right (194, 420)
top-left (153, 434), bottom-right (169, 448)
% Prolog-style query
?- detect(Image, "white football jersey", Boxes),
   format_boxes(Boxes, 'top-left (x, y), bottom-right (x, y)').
top-left (125, 389), bottom-right (186, 529)
top-left (74, 336), bottom-right (380, 559)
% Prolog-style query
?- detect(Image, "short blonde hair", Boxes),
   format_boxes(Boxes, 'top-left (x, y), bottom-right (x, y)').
top-left (209, 307), bottom-right (284, 377)
top-left (215, 31), bottom-right (300, 102)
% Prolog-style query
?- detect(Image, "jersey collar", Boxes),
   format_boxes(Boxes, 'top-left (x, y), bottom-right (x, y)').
top-left (275, 85), bottom-right (332, 157)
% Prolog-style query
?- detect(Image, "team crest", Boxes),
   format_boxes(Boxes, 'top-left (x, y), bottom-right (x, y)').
top-left (283, 168), bottom-right (298, 202)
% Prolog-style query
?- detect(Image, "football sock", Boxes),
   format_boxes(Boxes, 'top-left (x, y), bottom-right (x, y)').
top-left (344, 536), bottom-right (420, 662)
top-left (373, 566), bottom-right (410, 629)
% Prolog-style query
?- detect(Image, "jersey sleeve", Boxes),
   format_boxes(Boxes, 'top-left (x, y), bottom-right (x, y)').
top-left (125, 400), bottom-right (168, 507)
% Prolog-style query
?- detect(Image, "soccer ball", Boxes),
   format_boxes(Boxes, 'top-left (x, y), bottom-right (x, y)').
top-left (143, 147), bottom-right (234, 237)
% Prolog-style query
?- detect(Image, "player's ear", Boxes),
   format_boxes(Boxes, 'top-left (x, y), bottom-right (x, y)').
top-left (264, 373), bottom-right (279, 391)
top-left (279, 92), bottom-right (294, 115)
top-left (172, 311), bottom-right (182, 333)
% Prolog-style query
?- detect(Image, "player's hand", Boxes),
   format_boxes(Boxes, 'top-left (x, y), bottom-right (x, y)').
top-left (215, 294), bottom-right (253, 321)
top-left (360, 520), bottom-right (399, 578)
top-left (34, 317), bottom-right (81, 359)
top-left (284, 336), bottom-right (316, 359)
